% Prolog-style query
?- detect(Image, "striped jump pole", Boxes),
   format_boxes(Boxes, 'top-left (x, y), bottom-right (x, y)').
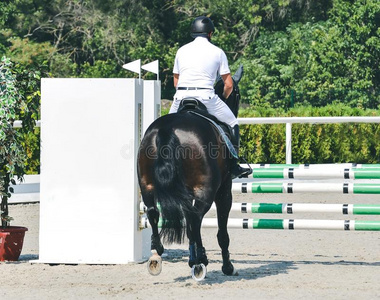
top-left (140, 203), bottom-right (380, 215)
top-left (214, 203), bottom-right (380, 215)
top-left (242, 163), bottom-right (380, 169)
top-left (248, 168), bottom-right (380, 180)
top-left (140, 217), bottom-right (380, 231)
top-left (232, 182), bottom-right (380, 194)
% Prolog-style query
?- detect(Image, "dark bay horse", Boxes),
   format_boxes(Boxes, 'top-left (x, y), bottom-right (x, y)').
top-left (137, 66), bottom-right (243, 280)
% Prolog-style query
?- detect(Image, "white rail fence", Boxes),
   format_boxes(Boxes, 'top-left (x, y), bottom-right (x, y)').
top-left (10, 116), bottom-right (380, 204)
top-left (238, 116), bottom-right (380, 164)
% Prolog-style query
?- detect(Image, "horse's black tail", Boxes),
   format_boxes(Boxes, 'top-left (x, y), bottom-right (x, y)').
top-left (153, 127), bottom-right (193, 244)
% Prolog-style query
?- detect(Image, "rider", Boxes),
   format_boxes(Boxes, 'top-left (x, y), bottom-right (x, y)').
top-left (169, 16), bottom-right (252, 179)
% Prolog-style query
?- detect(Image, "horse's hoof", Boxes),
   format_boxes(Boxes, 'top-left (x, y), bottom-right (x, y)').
top-left (231, 266), bottom-right (239, 276)
top-left (191, 263), bottom-right (207, 281)
top-left (147, 251), bottom-right (162, 276)
top-left (222, 264), bottom-right (238, 276)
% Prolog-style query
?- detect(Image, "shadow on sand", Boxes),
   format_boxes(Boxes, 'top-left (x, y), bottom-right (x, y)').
top-left (161, 249), bottom-right (380, 283)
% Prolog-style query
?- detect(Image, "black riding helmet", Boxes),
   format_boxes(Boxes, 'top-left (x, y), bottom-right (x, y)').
top-left (191, 16), bottom-right (215, 38)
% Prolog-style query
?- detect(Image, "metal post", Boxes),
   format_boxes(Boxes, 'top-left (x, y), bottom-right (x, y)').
top-left (286, 122), bottom-right (292, 164)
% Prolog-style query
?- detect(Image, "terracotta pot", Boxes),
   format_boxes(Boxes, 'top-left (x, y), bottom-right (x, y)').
top-left (0, 226), bottom-right (28, 261)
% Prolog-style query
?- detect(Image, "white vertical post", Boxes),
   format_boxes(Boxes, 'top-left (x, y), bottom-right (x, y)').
top-left (37, 78), bottom-right (150, 264)
top-left (140, 79), bottom-right (161, 258)
top-left (143, 80), bottom-right (161, 135)
top-left (286, 122), bottom-right (292, 164)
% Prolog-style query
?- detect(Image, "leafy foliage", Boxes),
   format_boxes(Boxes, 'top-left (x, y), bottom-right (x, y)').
top-left (238, 0), bottom-right (380, 109)
top-left (0, 0), bottom-right (378, 105)
top-left (0, 57), bottom-right (25, 226)
top-left (0, 56), bottom-right (41, 226)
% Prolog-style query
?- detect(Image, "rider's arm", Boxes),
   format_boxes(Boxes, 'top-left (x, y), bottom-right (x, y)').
top-left (221, 73), bottom-right (233, 99)
top-left (173, 73), bottom-right (179, 88)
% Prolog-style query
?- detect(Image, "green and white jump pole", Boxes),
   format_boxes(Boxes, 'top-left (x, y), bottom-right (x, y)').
top-left (140, 217), bottom-right (380, 231)
top-left (248, 167), bottom-right (380, 180)
top-left (242, 163), bottom-right (380, 169)
top-left (140, 202), bottom-right (380, 215)
top-left (232, 182), bottom-right (380, 194)
top-left (209, 203), bottom-right (380, 215)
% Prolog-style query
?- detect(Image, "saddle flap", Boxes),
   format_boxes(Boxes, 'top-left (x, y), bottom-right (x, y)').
top-left (177, 98), bottom-right (236, 158)
top-left (189, 111), bottom-right (238, 159)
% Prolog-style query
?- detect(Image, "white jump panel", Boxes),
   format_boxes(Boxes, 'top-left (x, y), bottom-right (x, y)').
top-left (38, 78), bottom-right (150, 264)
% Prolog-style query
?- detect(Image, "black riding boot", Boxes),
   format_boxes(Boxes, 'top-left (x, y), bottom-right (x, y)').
top-left (230, 125), bottom-right (252, 179)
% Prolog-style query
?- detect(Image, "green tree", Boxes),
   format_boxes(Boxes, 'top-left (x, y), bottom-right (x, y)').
top-left (237, 0), bottom-right (379, 108)
top-left (1, 57), bottom-right (39, 226)
top-left (0, 0), bottom-right (378, 105)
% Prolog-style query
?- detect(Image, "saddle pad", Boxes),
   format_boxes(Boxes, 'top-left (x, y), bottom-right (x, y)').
top-left (189, 111), bottom-right (238, 159)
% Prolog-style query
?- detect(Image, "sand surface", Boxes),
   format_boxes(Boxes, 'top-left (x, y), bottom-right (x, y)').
top-left (1, 192), bottom-right (380, 300)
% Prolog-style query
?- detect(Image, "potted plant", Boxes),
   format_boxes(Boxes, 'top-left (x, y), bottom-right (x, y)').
top-left (0, 56), bottom-right (34, 261)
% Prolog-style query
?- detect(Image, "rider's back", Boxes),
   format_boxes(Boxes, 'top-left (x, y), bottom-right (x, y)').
top-left (174, 37), bottom-right (229, 89)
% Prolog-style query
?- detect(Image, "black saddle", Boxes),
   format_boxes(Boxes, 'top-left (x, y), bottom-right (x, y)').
top-left (177, 97), bottom-right (232, 136)
top-left (177, 98), bottom-right (208, 114)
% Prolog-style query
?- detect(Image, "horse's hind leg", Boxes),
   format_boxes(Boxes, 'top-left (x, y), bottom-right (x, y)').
top-left (187, 222), bottom-right (196, 268)
top-left (186, 211), bottom-right (210, 281)
top-left (215, 181), bottom-right (237, 276)
top-left (147, 206), bottom-right (164, 256)
top-left (142, 190), bottom-right (164, 275)
top-left (187, 202), bottom-right (210, 268)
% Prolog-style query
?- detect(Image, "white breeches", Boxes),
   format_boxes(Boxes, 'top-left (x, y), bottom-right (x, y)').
top-left (169, 89), bottom-right (238, 127)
